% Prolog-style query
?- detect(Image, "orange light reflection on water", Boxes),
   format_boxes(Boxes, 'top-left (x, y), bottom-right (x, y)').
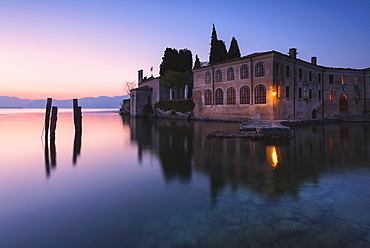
top-left (268, 146), bottom-right (279, 169)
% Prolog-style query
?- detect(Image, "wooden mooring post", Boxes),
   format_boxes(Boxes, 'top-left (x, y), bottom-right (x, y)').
top-left (73, 99), bottom-right (82, 132)
top-left (44, 98), bottom-right (52, 138)
top-left (50, 106), bottom-right (58, 138)
top-left (72, 131), bottom-right (82, 165)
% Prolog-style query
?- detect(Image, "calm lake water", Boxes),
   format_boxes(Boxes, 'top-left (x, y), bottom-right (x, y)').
top-left (1, 109), bottom-right (370, 248)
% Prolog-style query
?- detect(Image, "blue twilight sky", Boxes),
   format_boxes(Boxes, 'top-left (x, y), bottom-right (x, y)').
top-left (0, 0), bottom-right (369, 99)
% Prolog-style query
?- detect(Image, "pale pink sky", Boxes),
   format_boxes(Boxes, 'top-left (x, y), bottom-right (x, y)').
top-left (1, 0), bottom-right (369, 100)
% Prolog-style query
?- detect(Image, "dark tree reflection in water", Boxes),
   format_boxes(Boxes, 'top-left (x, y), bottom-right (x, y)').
top-left (128, 118), bottom-right (370, 247)
top-left (1, 110), bottom-right (369, 248)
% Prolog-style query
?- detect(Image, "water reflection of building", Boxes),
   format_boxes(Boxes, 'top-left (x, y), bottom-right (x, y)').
top-left (192, 122), bottom-right (370, 200)
top-left (126, 117), bottom-right (370, 201)
top-left (127, 117), bottom-right (194, 183)
top-left (193, 134), bottom-right (291, 199)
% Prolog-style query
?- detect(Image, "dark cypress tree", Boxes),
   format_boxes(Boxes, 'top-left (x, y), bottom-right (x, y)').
top-left (178, 49), bottom-right (193, 72)
top-left (217, 40), bottom-right (228, 62)
top-left (193, 55), bottom-right (201, 69)
top-left (228, 37), bottom-right (241, 60)
top-left (209, 24), bottom-right (228, 64)
top-left (209, 24), bottom-right (218, 64)
top-left (159, 48), bottom-right (179, 77)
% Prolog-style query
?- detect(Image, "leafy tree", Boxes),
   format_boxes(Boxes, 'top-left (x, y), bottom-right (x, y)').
top-left (193, 55), bottom-right (201, 69)
top-left (228, 37), bottom-right (241, 60)
top-left (178, 49), bottom-right (193, 72)
top-left (160, 71), bottom-right (192, 99)
top-left (159, 47), bottom-right (194, 99)
top-left (209, 24), bottom-right (228, 64)
top-left (159, 48), bottom-right (179, 77)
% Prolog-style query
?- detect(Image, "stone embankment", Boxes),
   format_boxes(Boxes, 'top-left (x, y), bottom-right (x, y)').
top-left (154, 108), bottom-right (193, 119)
top-left (207, 115), bottom-right (370, 139)
top-left (240, 121), bottom-right (292, 139)
top-left (208, 121), bottom-right (292, 139)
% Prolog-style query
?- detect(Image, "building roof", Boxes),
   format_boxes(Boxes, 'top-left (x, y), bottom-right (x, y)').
top-left (193, 49), bottom-right (368, 72)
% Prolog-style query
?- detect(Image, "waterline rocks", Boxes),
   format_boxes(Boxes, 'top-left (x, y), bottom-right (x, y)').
top-left (207, 121), bottom-right (293, 139)
top-left (240, 121), bottom-right (292, 139)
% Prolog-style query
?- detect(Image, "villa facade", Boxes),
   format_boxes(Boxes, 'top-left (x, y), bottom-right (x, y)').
top-left (192, 48), bottom-right (370, 120)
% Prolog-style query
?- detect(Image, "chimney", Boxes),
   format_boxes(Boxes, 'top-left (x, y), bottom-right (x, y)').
top-left (288, 48), bottom-right (298, 59)
top-left (311, 57), bottom-right (317, 65)
top-left (138, 69), bottom-right (143, 84)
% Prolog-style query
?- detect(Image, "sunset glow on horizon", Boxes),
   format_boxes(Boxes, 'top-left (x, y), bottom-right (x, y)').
top-left (1, 0), bottom-right (369, 100)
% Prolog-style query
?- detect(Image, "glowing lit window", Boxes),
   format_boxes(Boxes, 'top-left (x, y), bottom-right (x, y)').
top-left (329, 91), bottom-right (334, 101)
top-left (275, 85), bottom-right (281, 98)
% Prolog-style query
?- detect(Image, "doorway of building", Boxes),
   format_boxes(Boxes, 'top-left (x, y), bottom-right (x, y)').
top-left (339, 93), bottom-right (349, 112)
top-left (312, 109), bottom-right (317, 119)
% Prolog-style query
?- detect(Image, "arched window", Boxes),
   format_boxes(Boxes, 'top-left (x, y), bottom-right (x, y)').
top-left (240, 64), bottom-right (249, 79)
top-left (227, 67), bottom-right (235, 81)
top-left (215, 69), bottom-right (222, 82)
top-left (204, 89), bottom-right (212, 105)
top-left (255, 84), bottom-right (266, 104)
top-left (227, 87), bottom-right (236, 105)
top-left (255, 62), bottom-right (265, 77)
top-left (215, 88), bottom-right (223, 105)
top-left (205, 71), bottom-right (211, 84)
top-left (240, 86), bottom-right (250, 104)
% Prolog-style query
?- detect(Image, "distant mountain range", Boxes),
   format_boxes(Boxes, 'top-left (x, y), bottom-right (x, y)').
top-left (0, 95), bottom-right (130, 108)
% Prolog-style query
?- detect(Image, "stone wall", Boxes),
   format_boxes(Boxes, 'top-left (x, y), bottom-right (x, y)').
top-left (130, 86), bottom-right (152, 117)
top-left (193, 52), bottom-right (275, 120)
top-left (322, 69), bottom-right (367, 117)
top-left (120, 99), bottom-right (130, 115)
top-left (154, 106), bottom-right (193, 119)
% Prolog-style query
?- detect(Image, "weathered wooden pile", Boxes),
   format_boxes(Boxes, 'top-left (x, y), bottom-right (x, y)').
top-left (43, 98), bottom-right (83, 176)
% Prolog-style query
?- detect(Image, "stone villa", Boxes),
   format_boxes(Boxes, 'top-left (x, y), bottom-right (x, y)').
top-left (193, 48), bottom-right (370, 120)
top-left (129, 48), bottom-right (370, 120)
